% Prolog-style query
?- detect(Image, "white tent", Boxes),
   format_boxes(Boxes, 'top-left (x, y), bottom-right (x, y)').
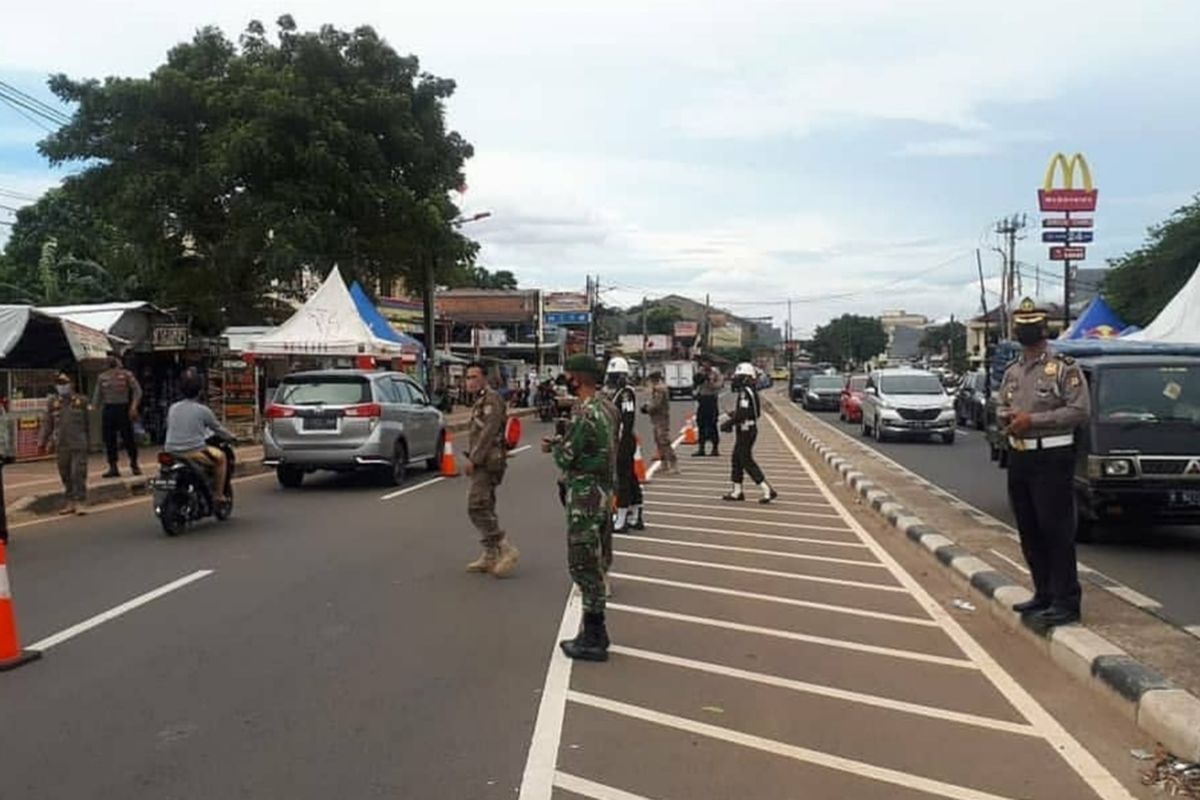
top-left (246, 266), bottom-right (409, 357)
top-left (1125, 263), bottom-right (1200, 343)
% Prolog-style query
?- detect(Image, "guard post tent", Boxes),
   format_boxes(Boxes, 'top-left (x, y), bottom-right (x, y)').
top-left (348, 281), bottom-right (425, 377)
top-left (1124, 263), bottom-right (1200, 344)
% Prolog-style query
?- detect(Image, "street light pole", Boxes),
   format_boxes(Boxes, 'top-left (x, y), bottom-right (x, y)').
top-left (423, 211), bottom-right (492, 394)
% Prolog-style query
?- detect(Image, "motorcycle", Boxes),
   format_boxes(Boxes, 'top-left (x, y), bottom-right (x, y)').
top-left (151, 436), bottom-right (236, 536)
top-left (536, 384), bottom-right (558, 423)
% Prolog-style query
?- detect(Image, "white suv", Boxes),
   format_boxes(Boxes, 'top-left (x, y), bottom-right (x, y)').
top-left (860, 368), bottom-right (957, 444)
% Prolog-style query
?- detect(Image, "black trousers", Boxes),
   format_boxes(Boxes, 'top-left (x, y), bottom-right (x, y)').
top-left (102, 403), bottom-right (138, 467)
top-left (615, 439), bottom-right (643, 507)
top-left (1006, 447), bottom-right (1081, 613)
top-left (696, 395), bottom-right (720, 449)
top-left (731, 427), bottom-right (765, 485)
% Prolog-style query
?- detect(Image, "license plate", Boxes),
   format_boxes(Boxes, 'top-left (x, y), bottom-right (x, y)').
top-left (150, 479), bottom-right (176, 490)
top-left (304, 417), bottom-right (338, 431)
top-left (1169, 490), bottom-right (1200, 507)
top-left (912, 420), bottom-right (931, 428)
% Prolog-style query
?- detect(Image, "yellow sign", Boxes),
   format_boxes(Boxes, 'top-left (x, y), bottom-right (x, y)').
top-left (1042, 152), bottom-right (1093, 191)
top-left (1038, 151), bottom-right (1097, 213)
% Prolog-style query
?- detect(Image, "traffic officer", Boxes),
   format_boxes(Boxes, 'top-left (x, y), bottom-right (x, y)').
top-left (721, 362), bottom-right (778, 504)
top-left (605, 356), bottom-right (644, 532)
top-left (39, 372), bottom-right (90, 516)
top-left (464, 362), bottom-right (520, 578)
top-left (693, 357), bottom-right (723, 457)
top-left (545, 354), bottom-right (613, 662)
top-left (642, 370), bottom-right (678, 474)
top-left (92, 353), bottom-right (143, 477)
top-left (999, 298), bottom-right (1090, 627)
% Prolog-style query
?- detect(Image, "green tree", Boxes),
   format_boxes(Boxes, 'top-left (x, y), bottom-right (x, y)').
top-left (1105, 197), bottom-right (1200, 325)
top-left (453, 266), bottom-right (517, 290)
top-left (810, 314), bottom-right (887, 368)
top-left (919, 320), bottom-right (968, 372)
top-left (31, 16), bottom-right (475, 332)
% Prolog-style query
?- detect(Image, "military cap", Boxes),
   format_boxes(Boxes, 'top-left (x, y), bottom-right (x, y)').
top-left (1012, 297), bottom-right (1048, 326)
top-left (563, 354), bottom-right (603, 376)
top-left (54, 371), bottom-right (72, 384)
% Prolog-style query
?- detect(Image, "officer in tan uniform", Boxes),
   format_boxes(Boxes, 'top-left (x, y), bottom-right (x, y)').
top-left (40, 372), bottom-right (90, 515)
top-left (998, 298), bottom-right (1090, 627)
top-left (463, 362), bottom-right (519, 578)
top-left (642, 370), bottom-right (678, 474)
top-left (92, 353), bottom-right (143, 477)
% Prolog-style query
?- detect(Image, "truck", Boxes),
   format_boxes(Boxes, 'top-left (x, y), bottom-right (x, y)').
top-left (664, 360), bottom-right (696, 399)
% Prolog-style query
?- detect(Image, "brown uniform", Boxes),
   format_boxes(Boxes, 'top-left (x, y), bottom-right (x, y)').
top-left (466, 386), bottom-right (508, 545)
top-left (644, 382), bottom-right (676, 470)
top-left (999, 349), bottom-right (1090, 613)
top-left (92, 366), bottom-right (143, 470)
top-left (40, 392), bottom-right (90, 504)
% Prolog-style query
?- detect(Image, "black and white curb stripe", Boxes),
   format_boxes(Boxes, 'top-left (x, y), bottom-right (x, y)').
top-left (765, 396), bottom-right (1200, 763)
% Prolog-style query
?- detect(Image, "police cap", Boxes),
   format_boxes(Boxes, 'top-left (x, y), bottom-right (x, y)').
top-left (54, 371), bottom-right (72, 384)
top-left (1012, 297), bottom-right (1048, 326)
top-left (563, 354), bottom-right (603, 377)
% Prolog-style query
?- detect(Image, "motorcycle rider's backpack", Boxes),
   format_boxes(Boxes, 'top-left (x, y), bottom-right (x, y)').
top-left (504, 415), bottom-right (522, 450)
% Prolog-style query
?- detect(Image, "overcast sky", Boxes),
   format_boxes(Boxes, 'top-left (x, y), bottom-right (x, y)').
top-left (3, 0), bottom-right (1199, 334)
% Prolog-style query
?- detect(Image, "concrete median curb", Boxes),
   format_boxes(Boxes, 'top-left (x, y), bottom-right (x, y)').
top-left (764, 393), bottom-right (1200, 763)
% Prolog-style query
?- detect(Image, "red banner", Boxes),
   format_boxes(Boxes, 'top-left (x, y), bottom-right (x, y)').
top-left (1038, 189), bottom-right (1098, 213)
top-left (1049, 246), bottom-right (1087, 261)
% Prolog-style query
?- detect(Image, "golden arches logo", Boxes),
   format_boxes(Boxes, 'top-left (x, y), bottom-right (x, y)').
top-left (1043, 152), bottom-right (1093, 191)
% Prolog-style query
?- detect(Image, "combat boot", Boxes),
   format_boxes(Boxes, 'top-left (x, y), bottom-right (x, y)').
top-left (560, 612), bottom-right (609, 662)
top-left (491, 538), bottom-right (520, 578)
top-left (102, 463), bottom-right (120, 479)
top-left (629, 506), bottom-right (645, 531)
top-left (465, 543), bottom-right (499, 574)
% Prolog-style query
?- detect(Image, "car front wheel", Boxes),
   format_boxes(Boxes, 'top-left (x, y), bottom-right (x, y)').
top-left (389, 441), bottom-right (409, 487)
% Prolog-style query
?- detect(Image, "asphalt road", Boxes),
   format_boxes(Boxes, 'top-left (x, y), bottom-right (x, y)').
top-left (0, 398), bottom-right (1155, 799)
top-left (810, 404), bottom-right (1200, 630)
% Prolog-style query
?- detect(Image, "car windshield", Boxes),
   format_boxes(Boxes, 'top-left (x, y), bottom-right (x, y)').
top-left (848, 376), bottom-right (867, 391)
top-left (809, 376), bottom-right (843, 390)
top-left (1096, 365), bottom-right (1200, 423)
top-left (880, 374), bottom-right (944, 395)
top-left (791, 369), bottom-right (817, 385)
top-left (276, 376), bottom-right (372, 406)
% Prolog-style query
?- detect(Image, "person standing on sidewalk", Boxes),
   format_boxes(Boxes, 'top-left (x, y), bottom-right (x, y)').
top-left (92, 354), bottom-right (142, 477)
top-left (605, 356), bottom-right (644, 532)
top-left (545, 354), bottom-right (613, 662)
top-left (642, 370), bottom-right (678, 474)
top-left (721, 362), bottom-right (777, 504)
top-left (463, 363), bottom-right (519, 578)
top-left (693, 357), bottom-right (722, 457)
top-left (999, 298), bottom-right (1090, 628)
top-left (39, 372), bottom-right (89, 516)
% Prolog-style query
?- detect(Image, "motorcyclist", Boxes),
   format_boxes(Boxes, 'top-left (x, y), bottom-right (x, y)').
top-left (164, 371), bottom-right (236, 505)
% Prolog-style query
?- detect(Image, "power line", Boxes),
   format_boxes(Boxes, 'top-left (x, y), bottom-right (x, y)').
top-left (0, 187), bottom-right (39, 202)
top-left (0, 80), bottom-right (71, 125)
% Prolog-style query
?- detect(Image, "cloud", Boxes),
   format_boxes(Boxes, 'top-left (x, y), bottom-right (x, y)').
top-left (898, 138), bottom-right (996, 158)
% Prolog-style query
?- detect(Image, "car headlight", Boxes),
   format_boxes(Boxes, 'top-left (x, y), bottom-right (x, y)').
top-left (1102, 458), bottom-right (1134, 477)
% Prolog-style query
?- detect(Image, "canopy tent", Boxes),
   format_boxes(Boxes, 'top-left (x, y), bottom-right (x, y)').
top-left (0, 306), bottom-right (116, 368)
top-left (348, 281), bottom-right (424, 355)
top-left (1063, 296), bottom-right (1131, 340)
top-left (38, 301), bottom-right (157, 336)
top-left (1125, 263), bottom-right (1200, 344)
top-left (246, 267), bottom-right (413, 357)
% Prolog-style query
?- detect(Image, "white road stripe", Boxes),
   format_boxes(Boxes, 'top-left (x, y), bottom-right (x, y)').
top-left (554, 772), bottom-right (654, 800)
top-left (1185, 625), bottom-right (1200, 640)
top-left (644, 499), bottom-right (843, 520)
top-left (569, 691), bottom-right (1016, 800)
top-left (609, 572), bottom-right (937, 626)
top-left (643, 488), bottom-right (835, 510)
top-left (510, 444), bottom-right (533, 456)
top-left (616, 534), bottom-right (886, 568)
top-left (606, 603), bottom-right (975, 669)
top-left (614, 551), bottom-right (910, 593)
top-left (648, 510), bottom-right (850, 533)
top-left (28, 570), bottom-right (214, 651)
top-left (610, 645), bottom-right (1039, 737)
top-left (518, 590), bottom-right (582, 800)
top-left (1106, 586), bottom-right (1163, 610)
top-left (645, 433), bottom-right (686, 482)
top-left (650, 522), bottom-right (867, 549)
top-left (380, 476), bottom-right (445, 501)
top-left (988, 549), bottom-right (1030, 576)
top-left (764, 414), bottom-right (1135, 799)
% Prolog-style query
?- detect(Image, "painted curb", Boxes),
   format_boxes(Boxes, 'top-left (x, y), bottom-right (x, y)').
top-left (764, 393), bottom-right (1200, 763)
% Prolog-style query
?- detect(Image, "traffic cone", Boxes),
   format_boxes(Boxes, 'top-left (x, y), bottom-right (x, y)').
top-left (634, 435), bottom-right (647, 483)
top-left (683, 415), bottom-right (698, 446)
top-left (440, 431), bottom-right (460, 478)
top-left (0, 541), bottom-right (41, 672)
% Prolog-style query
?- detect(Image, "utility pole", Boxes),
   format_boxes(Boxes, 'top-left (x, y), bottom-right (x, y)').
top-left (702, 293), bottom-right (711, 355)
top-left (786, 299), bottom-right (793, 372)
top-left (994, 214), bottom-right (1027, 338)
top-left (641, 295), bottom-right (649, 381)
top-left (948, 313), bottom-right (955, 372)
top-left (584, 275), bottom-right (594, 357)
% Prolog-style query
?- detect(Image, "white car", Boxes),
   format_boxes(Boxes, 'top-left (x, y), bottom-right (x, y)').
top-left (859, 368), bottom-right (956, 444)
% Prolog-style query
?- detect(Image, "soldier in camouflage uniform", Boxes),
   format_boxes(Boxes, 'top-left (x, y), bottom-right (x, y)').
top-left (40, 372), bottom-right (90, 515)
top-left (642, 370), bottom-right (678, 474)
top-left (464, 362), bottom-right (520, 578)
top-left (545, 354), bottom-right (613, 662)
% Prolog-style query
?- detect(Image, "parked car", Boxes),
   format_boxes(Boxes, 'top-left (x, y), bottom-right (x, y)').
top-left (789, 364), bottom-right (821, 402)
top-left (954, 371), bottom-right (988, 430)
top-left (839, 374), bottom-right (868, 422)
top-left (860, 368), bottom-right (956, 444)
top-left (263, 370), bottom-right (445, 488)
top-left (802, 374), bottom-right (844, 411)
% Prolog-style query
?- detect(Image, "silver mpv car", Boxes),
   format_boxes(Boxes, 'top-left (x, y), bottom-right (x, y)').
top-left (263, 370), bottom-right (445, 488)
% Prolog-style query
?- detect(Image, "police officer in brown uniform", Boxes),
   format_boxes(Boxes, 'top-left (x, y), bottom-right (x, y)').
top-left (92, 354), bottom-right (143, 477)
top-left (642, 370), bottom-right (678, 475)
top-left (40, 373), bottom-right (90, 515)
top-left (464, 362), bottom-right (520, 578)
top-left (999, 298), bottom-right (1090, 627)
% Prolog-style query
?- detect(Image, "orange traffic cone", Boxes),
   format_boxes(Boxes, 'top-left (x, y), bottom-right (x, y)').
top-left (683, 414), bottom-right (698, 446)
top-left (440, 431), bottom-right (460, 478)
top-left (0, 542), bottom-right (41, 672)
top-left (634, 435), bottom-right (647, 483)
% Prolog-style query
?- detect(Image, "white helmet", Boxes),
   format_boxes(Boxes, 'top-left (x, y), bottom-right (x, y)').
top-left (606, 356), bottom-right (631, 375)
top-left (734, 362), bottom-right (756, 378)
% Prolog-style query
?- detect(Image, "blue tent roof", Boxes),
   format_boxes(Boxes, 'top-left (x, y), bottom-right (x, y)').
top-left (1064, 296), bottom-right (1128, 340)
top-left (349, 282), bottom-right (424, 353)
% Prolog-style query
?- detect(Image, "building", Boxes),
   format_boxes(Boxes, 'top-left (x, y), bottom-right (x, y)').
top-left (966, 302), bottom-right (1068, 364)
top-left (879, 310), bottom-right (929, 334)
top-left (653, 294), bottom-right (783, 351)
top-left (888, 326), bottom-right (925, 362)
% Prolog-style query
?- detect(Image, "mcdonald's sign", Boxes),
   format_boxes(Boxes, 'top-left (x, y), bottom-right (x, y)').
top-left (1038, 152), bottom-right (1097, 212)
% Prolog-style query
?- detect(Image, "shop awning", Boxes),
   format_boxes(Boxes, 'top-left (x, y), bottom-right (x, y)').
top-left (348, 282), bottom-right (424, 354)
top-left (0, 306), bottom-right (120, 368)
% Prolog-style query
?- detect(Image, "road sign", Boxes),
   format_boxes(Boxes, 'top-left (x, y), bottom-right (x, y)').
top-left (1038, 153), bottom-right (1098, 212)
top-left (1042, 230), bottom-right (1094, 244)
top-left (1038, 189), bottom-right (1098, 212)
top-left (1042, 217), bottom-right (1094, 229)
top-left (1049, 246), bottom-right (1087, 261)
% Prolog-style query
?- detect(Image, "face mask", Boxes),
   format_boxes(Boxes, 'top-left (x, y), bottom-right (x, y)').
top-left (1015, 325), bottom-right (1045, 347)
top-left (56, 385), bottom-right (71, 396)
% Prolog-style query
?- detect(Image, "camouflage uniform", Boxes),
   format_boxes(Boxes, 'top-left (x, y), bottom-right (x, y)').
top-left (467, 385), bottom-right (508, 545)
top-left (644, 380), bottom-right (677, 472)
top-left (553, 394), bottom-right (613, 614)
top-left (40, 389), bottom-right (90, 506)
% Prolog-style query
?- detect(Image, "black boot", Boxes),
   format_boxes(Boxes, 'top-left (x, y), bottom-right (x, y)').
top-left (1012, 597), bottom-right (1051, 615)
top-left (560, 612), bottom-right (609, 662)
top-left (102, 463), bottom-right (120, 478)
top-left (691, 447), bottom-right (707, 457)
top-left (130, 463), bottom-right (142, 476)
top-left (709, 447), bottom-right (720, 458)
top-left (629, 507), bottom-right (645, 531)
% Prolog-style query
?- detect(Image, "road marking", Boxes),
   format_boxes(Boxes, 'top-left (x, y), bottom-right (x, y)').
top-left (569, 691), bottom-right (1015, 800)
top-left (650, 522), bottom-right (867, 549)
top-left (554, 772), bottom-right (653, 800)
top-left (607, 603), bottom-right (975, 669)
top-left (646, 510), bottom-right (850, 533)
top-left (616, 534), bottom-right (886, 568)
top-left (645, 433), bottom-right (686, 482)
top-left (518, 590), bottom-right (582, 800)
top-left (610, 645), bottom-right (1039, 737)
top-left (615, 551), bottom-right (910, 593)
top-left (1106, 586), bottom-right (1164, 610)
top-left (609, 572), bottom-right (937, 626)
top-left (987, 549), bottom-right (1030, 576)
top-left (643, 488), bottom-right (835, 510)
top-left (1185, 625), bottom-right (1200, 640)
top-left (380, 476), bottom-right (445, 501)
top-left (510, 445), bottom-right (533, 456)
top-left (643, 499), bottom-right (843, 520)
top-left (764, 413), bottom-right (1135, 799)
top-left (28, 570), bottom-right (215, 651)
